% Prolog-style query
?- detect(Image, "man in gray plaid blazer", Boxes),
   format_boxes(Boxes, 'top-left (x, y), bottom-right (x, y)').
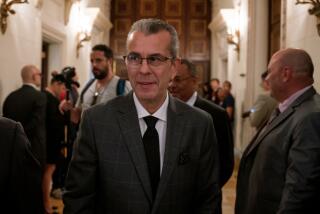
top-left (64, 18), bottom-right (221, 214)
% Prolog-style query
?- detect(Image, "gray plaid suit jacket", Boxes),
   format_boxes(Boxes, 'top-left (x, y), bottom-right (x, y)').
top-left (64, 92), bottom-right (221, 214)
top-left (235, 87), bottom-right (320, 214)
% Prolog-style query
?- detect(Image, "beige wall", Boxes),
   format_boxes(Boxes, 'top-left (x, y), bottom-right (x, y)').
top-left (285, 1), bottom-right (320, 91)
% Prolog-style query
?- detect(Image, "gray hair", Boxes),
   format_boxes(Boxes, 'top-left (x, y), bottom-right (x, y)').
top-left (181, 59), bottom-right (197, 77)
top-left (127, 18), bottom-right (179, 58)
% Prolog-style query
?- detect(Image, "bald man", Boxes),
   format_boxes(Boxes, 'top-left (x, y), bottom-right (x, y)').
top-left (3, 65), bottom-right (47, 167)
top-left (235, 48), bottom-right (320, 214)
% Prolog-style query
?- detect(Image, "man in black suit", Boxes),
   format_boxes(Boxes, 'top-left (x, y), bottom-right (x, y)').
top-left (235, 48), bottom-right (320, 214)
top-left (169, 59), bottom-right (234, 212)
top-left (3, 65), bottom-right (46, 166)
top-left (0, 117), bottom-right (43, 213)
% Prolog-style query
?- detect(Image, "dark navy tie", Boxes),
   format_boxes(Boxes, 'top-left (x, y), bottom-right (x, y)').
top-left (143, 116), bottom-right (160, 199)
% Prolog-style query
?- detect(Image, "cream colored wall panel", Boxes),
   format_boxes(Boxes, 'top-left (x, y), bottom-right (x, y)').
top-left (305, 37), bottom-right (320, 92)
top-left (286, 15), bottom-right (309, 44)
top-left (42, 0), bottom-right (64, 23)
top-left (285, 1), bottom-right (320, 92)
top-left (0, 3), bottom-right (42, 113)
top-left (286, 1), bottom-right (306, 20)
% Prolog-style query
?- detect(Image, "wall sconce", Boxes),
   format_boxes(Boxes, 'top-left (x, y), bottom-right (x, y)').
top-left (220, 9), bottom-right (240, 58)
top-left (76, 31), bottom-right (91, 58)
top-left (0, 0), bottom-right (28, 34)
top-left (296, 0), bottom-right (320, 36)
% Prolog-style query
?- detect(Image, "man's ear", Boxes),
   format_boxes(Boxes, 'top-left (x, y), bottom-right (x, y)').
top-left (282, 66), bottom-right (292, 82)
top-left (31, 73), bottom-right (36, 82)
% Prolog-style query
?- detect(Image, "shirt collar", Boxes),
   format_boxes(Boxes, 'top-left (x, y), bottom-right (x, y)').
top-left (186, 91), bottom-right (198, 106)
top-left (23, 83), bottom-right (39, 90)
top-left (133, 92), bottom-right (169, 122)
top-left (278, 85), bottom-right (312, 113)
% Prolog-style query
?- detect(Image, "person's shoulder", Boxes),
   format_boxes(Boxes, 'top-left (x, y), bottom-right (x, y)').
top-left (0, 117), bottom-right (18, 129)
top-left (196, 96), bottom-right (226, 113)
top-left (0, 117), bottom-right (22, 144)
top-left (171, 96), bottom-right (212, 121)
top-left (85, 92), bottom-right (132, 115)
top-left (299, 92), bottom-right (320, 112)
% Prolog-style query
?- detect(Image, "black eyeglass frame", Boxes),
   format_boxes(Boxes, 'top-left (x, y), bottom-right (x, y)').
top-left (123, 53), bottom-right (175, 67)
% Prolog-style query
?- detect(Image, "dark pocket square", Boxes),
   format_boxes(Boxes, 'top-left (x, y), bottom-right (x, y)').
top-left (178, 152), bottom-right (190, 165)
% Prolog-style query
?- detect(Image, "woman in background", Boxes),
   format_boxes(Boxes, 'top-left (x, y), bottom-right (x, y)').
top-left (42, 72), bottom-right (67, 213)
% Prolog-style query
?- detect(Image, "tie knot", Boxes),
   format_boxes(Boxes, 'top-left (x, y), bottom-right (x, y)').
top-left (143, 116), bottom-right (158, 128)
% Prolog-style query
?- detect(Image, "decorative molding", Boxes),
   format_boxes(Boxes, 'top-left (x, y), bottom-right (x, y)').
top-left (115, 0), bottom-right (132, 16)
top-left (280, 0), bottom-right (286, 48)
top-left (113, 38), bottom-right (126, 56)
top-left (165, 0), bottom-right (182, 17)
top-left (35, 0), bottom-right (43, 9)
top-left (208, 13), bottom-right (227, 32)
top-left (114, 18), bottom-right (131, 35)
top-left (42, 21), bottom-right (66, 43)
top-left (93, 10), bottom-right (113, 32)
top-left (166, 19), bottom-right (182, 35)
top-left (139, 0), bottom-right (157, 17)
top-left (190, 19), bottom-right (207, 37)
top-left (64, 0), bottom-right (74, 25)
top-left (190, 0), bottom-right (207, 17)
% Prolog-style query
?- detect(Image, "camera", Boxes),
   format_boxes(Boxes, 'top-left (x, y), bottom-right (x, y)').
top-left (61, 66), bottom-right (80, 90)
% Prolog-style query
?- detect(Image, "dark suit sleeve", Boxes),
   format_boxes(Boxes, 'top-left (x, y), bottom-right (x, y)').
top-left (63, 110), bottom-right (97, 214)
top-left (278, 112), bottom-right (320, 213)
top-left (217, 110), bottom-right (234, 187)
top-left (23, 92), bottom-right (46, 134)
top-left (195, 114), bottom-right (221, 214)
top-left (2, 120), bottom-right (43, 214)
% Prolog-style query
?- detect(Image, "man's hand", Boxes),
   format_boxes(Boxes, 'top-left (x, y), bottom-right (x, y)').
top-left (59, 99), bottom-right (73, 114)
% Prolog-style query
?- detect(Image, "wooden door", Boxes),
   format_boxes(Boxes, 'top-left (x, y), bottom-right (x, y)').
top-left (110, 0), bottom-right (211, 84)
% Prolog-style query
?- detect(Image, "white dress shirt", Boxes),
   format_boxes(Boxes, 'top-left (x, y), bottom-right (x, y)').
top-left (186, 91), bottom-right (198, 106)
top-left (133, 92), bottom-right (169, 175)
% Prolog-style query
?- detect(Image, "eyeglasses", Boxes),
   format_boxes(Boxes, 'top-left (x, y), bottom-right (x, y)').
top-left (123, 53), bottom-right (174, 68)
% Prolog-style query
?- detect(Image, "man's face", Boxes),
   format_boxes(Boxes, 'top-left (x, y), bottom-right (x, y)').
top-left (266, 57), bottom-right (284, 101)
top-left (126, 31), bottom-right (176, 106)
top-left (210, 80), bottom-right (219, 90)
top-left (223, 82), bottom-right (231, 92)
top-left (169, 63), bottom-right (196, 102)
top-left (90, 50), bottom-right (110, 80)
top-left (53, 82), bottom-right (66, 98)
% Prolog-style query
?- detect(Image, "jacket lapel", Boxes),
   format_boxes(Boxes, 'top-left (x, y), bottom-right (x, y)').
top-left (117, 93), bottom-right (153, 203)
top-left (244, 87), bottom-right (316, 157)
top-left (152, 96), bottom-right (184, 213)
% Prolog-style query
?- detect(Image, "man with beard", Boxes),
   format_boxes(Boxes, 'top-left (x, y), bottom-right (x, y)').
top-left (66, 44), bottom-right (132, 123)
